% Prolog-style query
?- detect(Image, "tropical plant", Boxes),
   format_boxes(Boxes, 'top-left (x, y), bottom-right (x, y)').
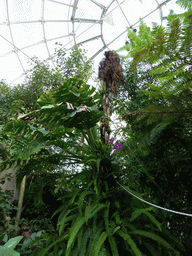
top-left (0, 46), bottom-right (94, 230)
top-left (0, 71), bottom-right (184, 255)
top-left (0, 235), bottom-right (23, 256)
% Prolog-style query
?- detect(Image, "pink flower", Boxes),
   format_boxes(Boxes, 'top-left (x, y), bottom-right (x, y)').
top-left (109, 138), bottom-right (114, 144)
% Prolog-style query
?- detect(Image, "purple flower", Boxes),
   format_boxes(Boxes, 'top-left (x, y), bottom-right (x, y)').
top-left (109, 138), bottom-right (114, 144)
top-left (112, 143), bottom-right (122, 150)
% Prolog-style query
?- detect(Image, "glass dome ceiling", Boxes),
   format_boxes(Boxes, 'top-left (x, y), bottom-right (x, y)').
top-left (0, 0), bottom-right (183, 85)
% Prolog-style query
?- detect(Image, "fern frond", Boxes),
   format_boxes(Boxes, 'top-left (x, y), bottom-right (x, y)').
top-left (94, 232), bottom-right (108, 256)
top-left (129, 230), bottom-right (177, 252)
top-left (117, 230), bottom-right (142, 256)
top-left (79, 227), bottom-right (92, 256)
top-left (66, 216), bottom-right (85, 250)
top-left (176, 0), bottom-right (192, 9)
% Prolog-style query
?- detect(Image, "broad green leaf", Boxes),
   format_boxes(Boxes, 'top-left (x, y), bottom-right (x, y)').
top-left (4, 236), bottom-right (23, 250)
top-left (0, 247), bottom-right (19, 256)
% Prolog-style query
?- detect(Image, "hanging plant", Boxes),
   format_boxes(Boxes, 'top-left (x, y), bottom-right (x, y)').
top-left (98, 51), bottom-right (125, 144)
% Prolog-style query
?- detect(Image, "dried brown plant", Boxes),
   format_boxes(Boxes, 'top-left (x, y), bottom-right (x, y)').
top-left (98, 51), bottom-right (125, 144)
top-left (98, 51), bottom-right (125, 98)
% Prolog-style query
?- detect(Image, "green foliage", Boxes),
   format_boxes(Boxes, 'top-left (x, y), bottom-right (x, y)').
top-left (0, 81), bottom-right (22, 125)
top-left (1, 77), bottom-right (182, 255)
top-left (0, 236), bottom-right (23, 256)
top-left (118, 15), bottom-right (192, 126)
top-left (176, 0), bottom-right (192, 9)
top-left (0, 46), bottom-right (93, 121)
top-left (36, 78), bottom-right (102, 130)
top-left (0, 40), bottom-right (185, 255)
top-left (113, 14), bottom-right (192, 254)
top-left (0, 188), bottom-right (17, 228)
top-left (0, 78), bottom-right (103, 168)
top-left (37, 182), bottom-right (182, 256)
top-left (55, 45), bottom-right (93, 83)
top-left (0, 46), bottom-right (94, 162)
top-left (20, 172), bottom-right (62, 230)
top-left (16, 230), bottom-right (45, 255)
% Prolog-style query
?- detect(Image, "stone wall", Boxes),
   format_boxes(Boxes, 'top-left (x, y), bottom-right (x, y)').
top-left (0, 166), bottom-right (19, 201)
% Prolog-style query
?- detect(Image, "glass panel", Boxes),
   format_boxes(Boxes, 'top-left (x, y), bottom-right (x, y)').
top-left (0, 0), bottom-right (182, 84)
top-left (90, 0), bottom-right (113, 7)
top-left (44, 0), bottom-right (71, 20)
top-left (10, 23), bottom-right (43, 49)
top-left (23, 43), bottom-right (49, 61)
top-left (0, 53), bottom-right (24, 83)
top-left (74, 23), bottom-right (101, 44)
top-left (8, 0), bottom-right (42, 22)
top-left (80, 37), bottom-right (104, 59)
top-left (0, 26), bottom-right (13, 56)
top-left (44, 22), bottom-right (70, 40)
top-left (76, 0), bottom-right (103, 19)
top-left (0, 0), bottom-right (6, 23)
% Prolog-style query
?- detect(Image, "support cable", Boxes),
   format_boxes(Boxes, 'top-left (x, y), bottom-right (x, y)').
top-left (111, 113), bottom-right (192, 217)
top-left (115, 0), bottom-right (131, 27)
top-left (115, 177), bottom-right (192, 217)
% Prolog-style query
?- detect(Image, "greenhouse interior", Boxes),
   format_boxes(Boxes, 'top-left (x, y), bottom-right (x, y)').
top-left (0, 0), bottom-right (192, 255)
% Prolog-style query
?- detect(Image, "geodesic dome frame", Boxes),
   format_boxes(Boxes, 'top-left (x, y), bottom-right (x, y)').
top-left (0, 0), bottom-right (179, 84)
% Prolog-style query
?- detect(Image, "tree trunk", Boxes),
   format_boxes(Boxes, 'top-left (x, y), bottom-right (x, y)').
top-left (15, 175), bottom-right (26, 228)
top-left (100, 83), bottom-right (111, 145)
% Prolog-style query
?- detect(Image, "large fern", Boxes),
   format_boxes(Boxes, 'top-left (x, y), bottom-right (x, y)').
top-left (119, 16), bottom-right (192, 126)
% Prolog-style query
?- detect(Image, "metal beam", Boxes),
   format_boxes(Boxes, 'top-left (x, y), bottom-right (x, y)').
top-left (71, 18), bottom-right (102, 24)
top-left (159, 0), bottom-right (172, 7)
top-left (89, 0), bottom-right (106, 9)
top-left (48, 0), bottom-right (76, 8)
top-left (76, 35), bottom-right (101, 45)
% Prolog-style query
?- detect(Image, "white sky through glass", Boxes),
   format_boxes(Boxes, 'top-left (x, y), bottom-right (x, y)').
top-left (0, 0), bottom-right (183, 85)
